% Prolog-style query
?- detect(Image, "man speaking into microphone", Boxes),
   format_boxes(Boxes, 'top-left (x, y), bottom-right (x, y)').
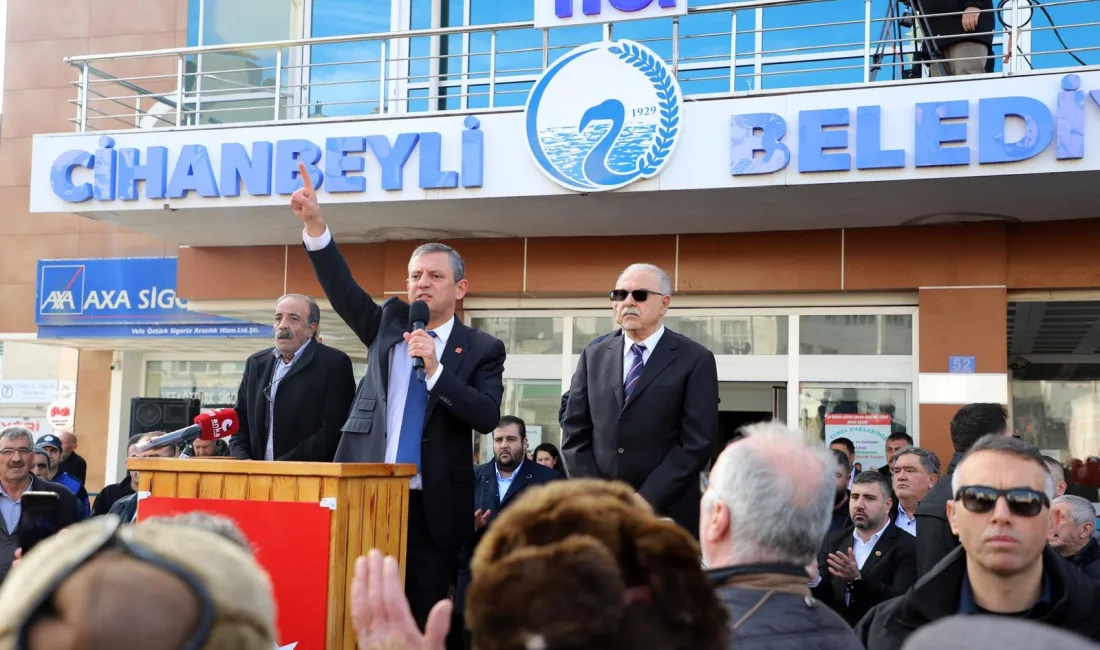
top-left (289, 162), bottom-right (505, 631)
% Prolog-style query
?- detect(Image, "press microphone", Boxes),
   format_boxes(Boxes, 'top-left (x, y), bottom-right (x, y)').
top-left (409, 299), bottom-right (430, 382)
top-left (135, 408), bottom-right (241, 453)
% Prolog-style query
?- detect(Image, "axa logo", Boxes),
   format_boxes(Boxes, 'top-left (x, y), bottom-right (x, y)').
top-left (524, 39), bottom-right (682, 192)
top-left (38, 265), bottom-right (85, 316)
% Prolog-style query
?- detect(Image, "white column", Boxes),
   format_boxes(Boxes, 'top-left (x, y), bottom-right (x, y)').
top-left (104, 351), bottom-right (144, 483)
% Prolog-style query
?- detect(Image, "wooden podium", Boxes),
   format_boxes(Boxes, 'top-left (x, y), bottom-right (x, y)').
top-left (127, 458), bottom-right (417, 649)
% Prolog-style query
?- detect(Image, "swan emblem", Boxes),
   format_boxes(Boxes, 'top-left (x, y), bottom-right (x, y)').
top-left (524, 39), bottom-right (683, 192)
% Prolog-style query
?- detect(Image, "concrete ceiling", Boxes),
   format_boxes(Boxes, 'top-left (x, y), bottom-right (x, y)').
top-left (72, 171), bottom-right (1100, 247)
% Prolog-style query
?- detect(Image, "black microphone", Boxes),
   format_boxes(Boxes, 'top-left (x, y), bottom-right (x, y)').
top-left (409, 300), bottom-right (430, 382)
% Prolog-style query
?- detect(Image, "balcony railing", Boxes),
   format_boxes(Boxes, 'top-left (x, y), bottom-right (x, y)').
top-left (63, 0), bottom-right (1100, 132)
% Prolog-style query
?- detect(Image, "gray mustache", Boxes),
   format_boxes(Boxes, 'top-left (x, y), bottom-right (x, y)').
top-left (276, 329), bottom-right (293, 340)
top-left (621, 307), bottom-right (641, 317)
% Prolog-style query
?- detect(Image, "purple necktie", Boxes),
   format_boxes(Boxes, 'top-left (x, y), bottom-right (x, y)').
top-left (624, 343), bottom-right (646, 401)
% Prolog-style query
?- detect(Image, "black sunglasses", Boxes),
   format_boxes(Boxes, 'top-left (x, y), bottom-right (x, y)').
top-left (954, 485), bottom-right (1050, 518)
top-left (609, 289), bottom-right (665, 302)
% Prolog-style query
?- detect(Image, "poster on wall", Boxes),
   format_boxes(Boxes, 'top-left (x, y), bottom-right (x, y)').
top-left (0, 418), bottom-right (53, 438)
top-left (824, 413), bottom-right (891, 469)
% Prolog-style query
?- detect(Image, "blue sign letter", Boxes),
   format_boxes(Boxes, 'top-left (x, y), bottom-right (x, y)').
top-left (855, 106), bottom-right (905, 169)
top-left (50, 150), bottom-right (94, 203)
top-left (1055, 74), bottom-right (1085, 160)
top-left (798, 108), bottom-right (851, 173)
top-left (419, 132), bottom-right (459, 189)
top-left (730, 113), bottom-right (790, 176)
top-left (167, 144), bottom-right (221, 198)
top-left (915, 100), bottom-right (969, 167)
top-left (94, 136), bottom-right (117, 201)
top-left (221, 142), bottom-right (273, 197)
top-left (978, 97), bottom-right (1053, 164)
top-left (117, 146), bottom-right (168, 200)
top-left (462, 116), bottom-right (485, 188)
top-left (325, 137), bottom-right (367, 193)
top-left (609, 0), bottom-right (653, 11)
top-left (275, 139), bottom-right (323, 195)
top-left (366, 134), bottom-right (420, 191)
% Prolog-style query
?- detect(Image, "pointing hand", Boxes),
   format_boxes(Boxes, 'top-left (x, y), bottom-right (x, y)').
top-left (289, 161), bottom-right (326, 236)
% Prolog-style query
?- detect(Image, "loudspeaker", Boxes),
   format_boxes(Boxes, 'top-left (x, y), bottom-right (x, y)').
top-left (129, 397), bottom-right (201, 436)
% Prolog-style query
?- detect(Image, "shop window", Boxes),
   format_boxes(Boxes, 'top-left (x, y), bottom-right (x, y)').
top-left (473, 379), bottom-right (562, 464)
top-left (572, 316), bottom-right (617, 353)
top-left (469, 317), bottom-right (563, 354)
top-left (800, 315), bottom-right (912, 355)
top-left (799, 382), bottom-right (912, 466)
top-left (145, 360), bottom-right (246, 407)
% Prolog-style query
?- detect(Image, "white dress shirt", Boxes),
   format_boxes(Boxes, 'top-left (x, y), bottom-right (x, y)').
top-left (496, 458), bottom-right (522, 502)
top-left (303, 226), bottom-right (447, 490)
top-left (847, 520), bottom-right (890, 605)
top-left (895, 502), bottom-right (917, 537)
top-left (622, 326), bottom-right (665, 383)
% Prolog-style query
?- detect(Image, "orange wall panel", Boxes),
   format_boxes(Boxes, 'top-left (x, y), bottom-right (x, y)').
top-left (845, 223), bottom-right (1007, 290)
top-left (177, 246), bottom-right (288, 300)
top-left (525, 235), bottom-right (676, 295)
top-left (918, 403), bottom-right (963, 475)
top-left (441, 238), bottom-right (525, 295)
top-left (1007, 220), bottom-right (1100, 290)
top-left (74, 350), bottom-right (112, 493)
top-left (918, 287), bottom-right (1007, 374)
top-left (678, 231), bottom-right (842, 293)
top-left (285, 243), bottom-right (387, 298)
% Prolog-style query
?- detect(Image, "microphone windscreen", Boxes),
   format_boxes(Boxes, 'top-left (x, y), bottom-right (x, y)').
top-left (195, 408), bottom-right (240, 439)
top-left (409, 300), bottom-right (430, 327)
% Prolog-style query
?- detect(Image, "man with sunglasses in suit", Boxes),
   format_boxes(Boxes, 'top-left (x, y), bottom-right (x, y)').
top-left (562, 263), bottom-right (718, 535)
top-left (857, 435), bottom-right (1100, 649)
top-left (229, 293), bottom-right (355, 462)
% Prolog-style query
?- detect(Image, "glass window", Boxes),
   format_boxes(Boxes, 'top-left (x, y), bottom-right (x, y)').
top-left (799, 382), bottom-right (911, 464)
top-left (307, 0), bottom-right (393, 117)
top-left (1011, 367), bottom-right (1100, 503)
top-left (469, 317), bottom-right (563, 354)
top-left (573, 316), bottom-right (617, 353)
top-left (145, 360), bottom-right (246, 407)
top-left (800, 315), bottom-right (912, 355)
top-left (572, 314), bottom-right (788, 355)
top-left (473, 379), bottom-right (562, 464)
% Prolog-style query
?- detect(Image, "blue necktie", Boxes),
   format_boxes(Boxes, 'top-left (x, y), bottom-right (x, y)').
top-left (396, 331), bottom-right (436, 471)
top-left (624, 342), bottom-right (646, 401)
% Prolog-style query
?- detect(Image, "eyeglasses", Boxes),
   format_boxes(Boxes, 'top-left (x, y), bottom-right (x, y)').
top-left (0, 448), bottom-right (32, 457)
top-left (609, 289), bottom-right (665, 303)
top-left (954, 485), bottom-right (1050, 518)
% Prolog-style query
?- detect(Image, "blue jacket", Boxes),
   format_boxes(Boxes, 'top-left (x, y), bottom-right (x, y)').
top-left (474, 458), bottom-right (562, 528)
top-left (54, 471), bottom-right (90, 520)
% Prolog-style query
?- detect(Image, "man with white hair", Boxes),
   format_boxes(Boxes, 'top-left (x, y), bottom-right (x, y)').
top-left (1048, 494), bottom-right (1100, 581)
top-left (700, 421), bottom-right (863, 650)
top-left (857, 435), bottom-right (1100, 649)
top-left (563, 262), bottom-right (718, 534)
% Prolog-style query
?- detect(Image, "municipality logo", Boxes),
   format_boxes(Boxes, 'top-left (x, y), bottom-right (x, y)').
top-left (524, 39), bottom-right (682, 192)
top-left (38, 265), bottom-right (85, 316)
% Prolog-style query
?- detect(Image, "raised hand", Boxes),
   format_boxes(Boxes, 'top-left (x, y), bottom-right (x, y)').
top-left (289, 161), bottom-right (326, 236)
top-left (351, 550), bottom-right (451, 650)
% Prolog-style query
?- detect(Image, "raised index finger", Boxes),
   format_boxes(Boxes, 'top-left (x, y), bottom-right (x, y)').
top-left (297, 161), bottom-right (315, 195)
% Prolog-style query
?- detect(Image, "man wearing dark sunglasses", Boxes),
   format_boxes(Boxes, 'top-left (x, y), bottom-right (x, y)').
top-left (562, 263), bottom-right (718, 535)
top-left (856, 435), bottom-right (1100, 649)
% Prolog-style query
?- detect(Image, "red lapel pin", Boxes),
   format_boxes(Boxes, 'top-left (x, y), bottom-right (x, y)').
top-left (455, 347), bottom-right (463, 354)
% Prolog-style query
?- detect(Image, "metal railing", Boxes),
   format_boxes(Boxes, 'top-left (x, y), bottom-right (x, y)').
top-left (63, 0), bottom-right (1100, 132)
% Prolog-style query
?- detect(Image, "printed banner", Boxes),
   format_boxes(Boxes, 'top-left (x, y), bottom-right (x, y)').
top-left (138, 497), bottom-right (331, 650)
top-left (825, 413), bottom-right (892, 470)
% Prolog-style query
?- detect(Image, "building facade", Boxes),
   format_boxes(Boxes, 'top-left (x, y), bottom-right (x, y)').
top-left (7, 0), bottom-right (1100, 492)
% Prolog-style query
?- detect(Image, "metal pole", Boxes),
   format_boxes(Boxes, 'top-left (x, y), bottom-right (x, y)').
top-left (273, 49), bottom-right (283, 120)
top-left (379, 39), bottom-right (388, 115)
top-left (175, 55), bottom-right (184, 126)
top-left (1010, 0), bottom-right (1020, 73)
top-left (78, 63), bottom-right (89, 132)
top-left (488, 31), bottom-right (497, 108)
top-left (729, 11), bottom-right (738, 91)
top-left (863, 0), bottom-right (872, 82)
top-left (542, 28), bottom-right (549, 70)
top-left (672, 16), bottom-right (680, 74)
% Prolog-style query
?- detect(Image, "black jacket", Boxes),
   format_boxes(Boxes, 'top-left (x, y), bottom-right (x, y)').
top-left (91, 476), bottom-right (135, 517)
top-left (914, 461), bottom-right (959, 576)
top-left (919, 0), bottom-right (995, 49)
top-left (0, 476), bottom-right (82, 583)
top-left (855, 546), bottom-right (1100, 650)
top-left (710, 564), bottom-right (864, 650)
top-left (229, 340), bottom-right (356, 463)
top-left (59, 452), bottom-right (87, 484)
top-left (563, 329), bottom-right (719, 534)
top-left (813, 522), bottom-right (918, 626)
top-left (307, 238), bottom-right (506, 550)
top-left (1067, 537), bottom-right (1100, 582)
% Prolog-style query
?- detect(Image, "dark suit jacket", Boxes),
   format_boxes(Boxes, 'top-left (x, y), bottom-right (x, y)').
top-left (60, 453), bottom-right (87, 484)
top-left (474, 459), bottom-right (561, 531)
top-left (813, 521), bottom-right (918, 627)
top-left (562, 328), bottom-right (718, 533)
top-left (306, 238), bottom-right (506, 550)
top-left (0, 476), bottom-right (82, 583)
top-left (914, 473), bottom-right (958, 576)
top-left (229, 341), bottom-right (355, 463)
